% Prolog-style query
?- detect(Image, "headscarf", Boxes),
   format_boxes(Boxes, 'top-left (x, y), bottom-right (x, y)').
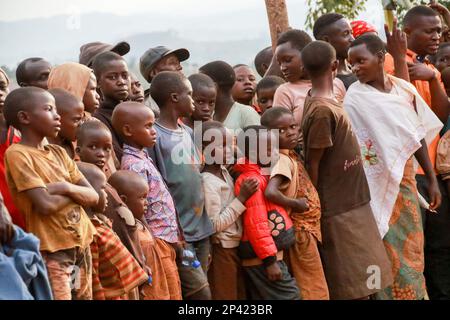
top-left (0, 68), bottom-right (10, 86)
top-left (47, 62), bottom-right (92, 100)
top-left (350, 20), bottom-right (378, 39)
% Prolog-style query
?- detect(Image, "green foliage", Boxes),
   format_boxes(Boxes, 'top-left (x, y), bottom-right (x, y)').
top-left (305, 0), bottom-right (368, 30)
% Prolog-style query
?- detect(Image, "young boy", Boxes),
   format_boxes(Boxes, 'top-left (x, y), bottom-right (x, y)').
top-left (200, 61), bottom-right (260, 133)
top-left (432, 42), bottom-right (450, 72)
top-left (256, 76), bottom-right (285, 114)
top-left (262, 107), bottom-right (329, 300)
top-left (129, 72), bottom-right (145, 103)
top-left (182, 73), bottom-right (217, 129)
top-left (201, 120), bottom-right (259, 300)
top-left (48, 88), bottom-right (84, 159)
top-left (231, 64), bottom-right (257, 108)
top-left (3, 87), bottom-right (99, 300)
top-left (149, 71), bottom-right (214, 300)
top-left (254, 46), bottom-right (273, 78)
top-left (92, 51), bottom-right (130, 161)
top-left (76, 162), bottom-right (148, 300)
top-left (273, 29), bottom-right (346, 133)
top-left (301, 40), bottom-right (392, 299)
top-left (112, 101), bottom-right (183, 300)
top-left (109, 170), bottom-right (182, 300)
top-left (76, 120), bottom-right (148, 281)
top-left (233, 125), bottom-right (299, 300)
top-left (16, 57), bottom-right (52, 90)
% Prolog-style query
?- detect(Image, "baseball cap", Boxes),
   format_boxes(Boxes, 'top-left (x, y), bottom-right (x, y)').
top-left (139, 46), bottom-right (190, 81)
top-left (79, 41), bottom-right (130, 67)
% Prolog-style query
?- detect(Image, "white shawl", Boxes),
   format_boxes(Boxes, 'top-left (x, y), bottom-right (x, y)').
top-left (344, 75), bottom-right (442, 237)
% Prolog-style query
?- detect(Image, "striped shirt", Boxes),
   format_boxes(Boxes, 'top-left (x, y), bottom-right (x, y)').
top-left (121, 144), bottom-right (180, 243)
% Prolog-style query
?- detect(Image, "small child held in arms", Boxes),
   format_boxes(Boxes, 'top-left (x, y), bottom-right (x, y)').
top-left (262, 107), bottom-right (329, 300)
top-left (4, 87), bottom-right (99, 300)
top-left (112, 101), bottom-right (183, 300)
top-left (77, 162), bottom-right (148, 300)
top-left (48, 88), bottom-right (84, 159)
top-left (110, 170), bottom-right (181, 300)
top-left (182, 73), bottom-right (217, 129)
top-left (233, 125), bottom-right (300, 300)
top-left (201, 120), bottom-right (259, 299)
top-left (256, 76), bottom-right (285, 114)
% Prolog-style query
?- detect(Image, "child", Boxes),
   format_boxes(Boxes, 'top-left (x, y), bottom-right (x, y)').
top-left (301, 40), bottom-right (392, 300)
top-left (273, 29), bottom-right (346, 133)
top-left (182, 73), bottom-right (217, 129)
top-left (233, 125), bottom-right (300, 300)
top-left (0, 68), bottom-right (24, 229)
top-left (261, 107), bottom-right (328, 300)
top-left (92, 51), bottom-right (130, 161)
top-left (437, 131), bottom-right (450, 201)
top-left (432, 42), bottom-right (450, 72)
top-left (231, 64), bottom-right (258, 109)
top-left (48, 88), bottom-right (84, 159)
top-left (76, 120), bottom-right (148, 281)
top-left (48, 62), bottom-right (100, 116)
top-left (16, 57), bottom-right (52, 90)
top-left (200, 61), bottom-right (260, 133)
top-left (109, 170), bottom-right (182, 300)
top-left (256, 76), bottom-right (285, 114)
top-left (3, 87), bottom-right (99, 300)
top-left (76, 162), bottom-right (148, 300)
top-left (112, 101), bottom-right (183, 300)
top-left (148, 71), bottom-right (214, 300)
top-left (254, 46), bottom-right (273, 77)
top-left (441, 66), bottom-right (450, 97)
top-left (129, 72), bottom-right (145, 103)
top-left (201, 121), bottom-right (259, 300)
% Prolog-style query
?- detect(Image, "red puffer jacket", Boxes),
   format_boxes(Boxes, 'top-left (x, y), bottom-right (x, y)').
top-left (234, 161), bottom-right (295, 266)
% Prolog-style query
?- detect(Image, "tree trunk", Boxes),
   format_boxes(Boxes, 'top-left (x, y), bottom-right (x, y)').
top-left (265, 0), bottom-right (290, 51)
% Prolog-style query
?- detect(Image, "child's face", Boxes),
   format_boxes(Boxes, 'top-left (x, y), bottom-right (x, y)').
top-left (23, 60), bottom-right (51, 90)
top-left (231, 66), bottom-right (257, 104)
top-left (98, 60), bottom-right (130, 102)
top-left (58, 101), bottom-right (84, 142)
top-left (435, 46), bottom-right (450, 72)
top-left (127, 107), bottom-right (157, 148)
top-left (122, 182), bottom-right (149, 220)
top-left (203, 128), bottom-right (233, 165)
top-left (257, 86), bottom-right (277, 113)
top-left (192, 85), bottom-right (216, 122)
top-left (270, 113), bottom-right (298, 150)
top-left (77, 128), bottom-right (113, 170)
top-left (0, 72), bottom-right (9, 121)
top-left (83, 73), bottom-right (100, 114)
top-left (129, 74), bottom-right (145, 103)
top-left (275, 42), bottom-right (303, 83)
top-left (24, 92), bottom-right (61, 139)
top-left (176, 79), bottom-right (195, 117)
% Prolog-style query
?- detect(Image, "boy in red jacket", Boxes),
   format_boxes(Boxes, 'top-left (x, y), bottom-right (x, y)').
top-left (234, 125), bottom-right (300, 300)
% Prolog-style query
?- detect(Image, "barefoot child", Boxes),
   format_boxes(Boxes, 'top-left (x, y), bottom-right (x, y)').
top-left (256, 76), bottom-right (285, 114)
top-left (201, 121), bottom-right (259, 299)
top-left (262, 107), bottom-right (329, 300)
top-left (182, 73), bottom-right (217, 130)
top-left (77, 162), bottom-right (148, 300)
top-left (48, 88), bottom-right (84, 159)
top-left (3, 87), bottom-right (99, 299)
top-left (109, 170), bottom-right (182, 300)
top-left (112, 101), bottom-right (183, 300)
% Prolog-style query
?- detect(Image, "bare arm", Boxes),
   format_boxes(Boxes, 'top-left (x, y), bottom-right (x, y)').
top-left (47, 178), bottom-right (99, 208)
top-left (25, 187), bottom-right (74, 216)
top-left (265, 175), bottom-right (308, 212)
top-left (305, 148), bottom-right (326, 188)
top-left (414, 139), bottom-right (442, 210)
top-left (384, 19), bottom-right (409, 82)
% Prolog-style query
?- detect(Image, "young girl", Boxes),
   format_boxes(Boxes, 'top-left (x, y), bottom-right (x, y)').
top-left (201, 121), bottom-right (258, 299)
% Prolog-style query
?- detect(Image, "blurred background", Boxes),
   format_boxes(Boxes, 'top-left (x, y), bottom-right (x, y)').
top-left (0, 0), bottom-right (390, 86)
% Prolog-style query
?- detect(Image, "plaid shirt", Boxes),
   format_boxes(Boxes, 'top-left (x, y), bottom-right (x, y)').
top-left (121, 145), bottom-right (180, 243)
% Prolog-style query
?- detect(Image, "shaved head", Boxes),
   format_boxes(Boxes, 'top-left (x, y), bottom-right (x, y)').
top-left (109, 170), bottom-right (148, 197)
top-left (302, 40), bottom-right (336, 77)
top-left (254, 46), bottom-right (273, 77)
top-left (150, 71), bottom-right (189, 107)
top-left (111, 101), bottom-right (153, 136)
top-left (48, 88), bottom-right (83, 114)
top-left (76, 119), bottom-right (111, 146)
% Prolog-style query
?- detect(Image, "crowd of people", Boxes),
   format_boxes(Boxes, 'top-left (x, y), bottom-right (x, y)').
top-left (1, 3), bottom-right (450, 300)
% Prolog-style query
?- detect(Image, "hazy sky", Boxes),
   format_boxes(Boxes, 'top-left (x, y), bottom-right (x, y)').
top-left (1, 0), bottom-right (266, 21)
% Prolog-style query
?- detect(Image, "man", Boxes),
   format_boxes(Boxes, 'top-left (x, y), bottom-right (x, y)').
top-left (139, 46), bottom-right (190, 117)
top-left (384, 5), bottom-right (450, 300)
top-left (79, 41), bottom-right (130, 67)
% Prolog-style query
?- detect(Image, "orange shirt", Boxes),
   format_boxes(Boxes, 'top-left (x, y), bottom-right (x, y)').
top-left (384, 50), bottom-right (443, 174)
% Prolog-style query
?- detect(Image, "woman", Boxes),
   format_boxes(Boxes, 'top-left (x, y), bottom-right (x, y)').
top-left (345, 34), bottom-right (442, 300)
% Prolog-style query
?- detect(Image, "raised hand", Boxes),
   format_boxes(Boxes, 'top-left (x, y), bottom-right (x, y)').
top-left (384, 18), bottom-right (407, 60)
